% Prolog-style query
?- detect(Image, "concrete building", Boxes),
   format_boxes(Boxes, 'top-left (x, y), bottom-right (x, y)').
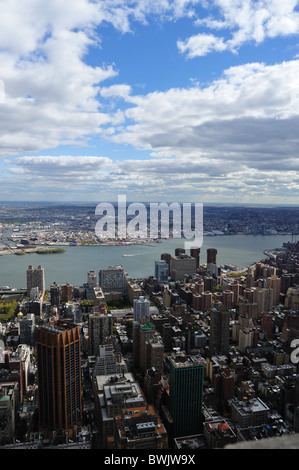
top-left (125, 276), bottom-right (142, 303)
top-left (207, 248), bottom-right (217, 265)
top-left (50, 282), bottom-right (60, 308)
top-left (18, 313), bottom-right (35, 347)
top-left (88, 305), bottom-right (113, 355)
top-left (60, 283), bottom-right (73, 303)
top-left (0, 382), bottom-right (18, 445)
top-left (92, 344), bottom-right (127, 377)
top-left (203, 419), bottom-right (237, 449)
top-left (99, 265), bottom-right (125, 296)
top-left (133, 296), bottom-right (150, 323)
top-left (26, 265), bottom-right (45, 296)
top-left (170, 254), bottom-right (196, 282)
top-left (95, 377), bottom-right (146, 448)
top-left (230, 397), bottom-right (270, 427)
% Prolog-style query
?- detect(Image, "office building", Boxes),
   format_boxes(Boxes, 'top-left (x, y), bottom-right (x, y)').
top-left (0, 383), bottom-right (18, 445)
top-left (19, 313), bottom-right (36, 347)
top-left (125, 275), bottom-right (142, 303)
top-left (168, 354), bottom-right (205, 438)
top-left (96, 377), bottom-right (146, 448)
top-left (209, 308), bottom-right (230, 354)
top-left (87, 270), bottom-right (97, 289)
top-left (99, 265), bottom-right (125, 295)
top-left (230, 397), bottom-right (269, 427)
top-left (88, 305), bottom-right (113, 355)
top-left (155, 260), bottom-right (169, 282)
top-left (92, 343), bottom-right (127, 376)
top-left (50, 282), bottom-right (60, 308)
top-left (170, 253), bottom-right (196, 281)
top-left (133, 320), bottom-right (154, 372)
top-left (36, 320), bottom-right (83, 438)
top-left (26, 265), bottom-right (45, 296)
top-left (161, 253), bottom-right (171, 270)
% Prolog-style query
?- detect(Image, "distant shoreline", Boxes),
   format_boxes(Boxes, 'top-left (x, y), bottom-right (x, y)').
top-left (0, 247), bottom-right (66, 256)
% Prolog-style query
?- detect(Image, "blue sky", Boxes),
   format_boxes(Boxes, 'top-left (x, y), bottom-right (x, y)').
top-left (1, 0), bottom-right (299, 204)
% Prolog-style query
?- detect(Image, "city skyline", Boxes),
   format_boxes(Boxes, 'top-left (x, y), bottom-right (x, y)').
top-left (1, 1), bottom-right (299, 204)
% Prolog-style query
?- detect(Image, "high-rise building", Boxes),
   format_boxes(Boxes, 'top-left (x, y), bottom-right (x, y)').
top-left (222, 290), bottom-right (234, 309)
top-left (170, 253), bottom-right (196, 281)
top-left (99, 265), bottom-right (125, 295)
top-left (168, 354), bottom-right (205, 438)
top-left (133, 296), bottom-right (150, 323)
top-left (209, 308), bottom-right (230, 354)
top-left (88, 304), bottom-right (113, 355)
top-left (87, 270), bottom-right (97, 289)
top-left (60, 283), bottom-right (73, 303)
top-left (36, 320), bottom-right (83, 438)
top-left (50, 282), bottom-right (60, 308)
top-left (155, 260), bottom-right (169, 282)
top-left (92, 343), bottom-right (127, 376)
top-left (190, 246), bottom-right (200, 270)
top-left (26, 265), bottom-right (45, 296)
top-left (133, 320), bottom-right (154, 371)
top-left (201, 291), bottom-right (212, 312)
top-left (207, 248), bottom-right (217, 265)
top-left (19, 313), bottom-right (36, 347)
top-left (161, 253), bottom-right (171, 270)
top-left (96, 377), bottom-right (146, 448)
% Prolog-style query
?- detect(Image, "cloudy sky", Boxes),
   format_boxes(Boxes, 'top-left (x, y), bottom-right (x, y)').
top-left (1, 0), bottom-right (299, 204)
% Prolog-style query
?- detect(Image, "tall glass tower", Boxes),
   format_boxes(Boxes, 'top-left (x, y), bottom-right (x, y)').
top-left (168, 354), bottom-right (205, 438)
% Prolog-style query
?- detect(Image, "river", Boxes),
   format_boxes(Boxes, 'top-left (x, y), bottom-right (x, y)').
top-left (0, 234), bottom-right (291, 290)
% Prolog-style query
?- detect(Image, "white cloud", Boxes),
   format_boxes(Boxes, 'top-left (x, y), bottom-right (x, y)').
top-left (1, 0), bottom-right (299, 203)
top-left (177, 33), bottom-right (227, 57)
top-left (180, 0), bottom-right (299, 57)
top-left (108, 60), bottom-right (299, 150)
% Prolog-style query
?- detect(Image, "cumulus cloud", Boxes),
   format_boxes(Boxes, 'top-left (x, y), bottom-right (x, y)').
top-left (180, 0), bottom-right (299, 57)
top-left (107, 60), bottom-right (299, 153)
top-left (177, 33), bottom-right (227, 57)
top-left (1, 0), bottom-right (299, 203)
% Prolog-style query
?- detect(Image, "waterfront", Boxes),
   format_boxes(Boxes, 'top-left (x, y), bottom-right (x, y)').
top-left (0, 234), bottom-right (291, 290)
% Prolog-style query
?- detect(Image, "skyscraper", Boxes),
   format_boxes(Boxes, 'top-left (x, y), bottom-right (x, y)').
top-left (26, 265), bottom-right (45, 296)
top-left (190, 246), bottom-right (200, 269)
top-left (60, 282), bottom-right (73, 303)
top-left (36, 320), bottom-right (83, 438)
top-left (50, 282), bottom-right (60, 308)
top-left (88, 304), bottom-right (112, 355)
top-left (155, 260), bottom-right (169, 282)
top-left (133, 296), bottom-right (150, 323)
top-left (207, 248), bottom-right (217, 265)
top-left (87, 270), bottom-right (97, 289)
top-left (168, 354), bottom-right (205, 437)
top-left (209, 307), bottom-right (230, 354)
top-left (99, 265), bottom-right (125, 295)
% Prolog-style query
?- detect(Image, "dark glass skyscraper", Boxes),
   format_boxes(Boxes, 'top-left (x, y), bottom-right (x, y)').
top-left (168, 354), bottom-right (205, 438)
